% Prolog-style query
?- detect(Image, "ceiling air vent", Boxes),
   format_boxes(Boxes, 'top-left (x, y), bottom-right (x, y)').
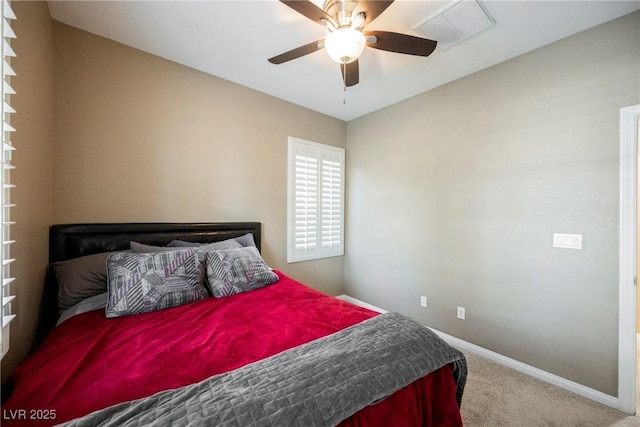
top-left (414, 0), bottom-right (495, 52)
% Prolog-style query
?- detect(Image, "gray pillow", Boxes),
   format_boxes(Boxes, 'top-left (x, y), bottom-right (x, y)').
top-left (105, 249), bottom-right (208, 318)
top-left (131, 239), bottom-right (242, 253)
top-left (234, 233), bottom-right (257, 248)
top-left (167, 233), bottom-right (257, 249)
top-left (129, 241), bottom-right (189, 253)
top-left (165, 240), bottom-right (203, 248)
top-left (205, 247), bottom-right (278, 298)
top-left (53, 252), bottom-right (117, 313)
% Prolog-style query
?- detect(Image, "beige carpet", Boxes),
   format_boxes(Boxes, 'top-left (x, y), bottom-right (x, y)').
top-left (460, 352), bottom-right (640, 427)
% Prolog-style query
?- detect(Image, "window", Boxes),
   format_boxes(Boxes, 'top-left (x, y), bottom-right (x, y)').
top-left (1, 0), bottom-right (15, 360)
top-left (287, 137), bottom-right (344, 263)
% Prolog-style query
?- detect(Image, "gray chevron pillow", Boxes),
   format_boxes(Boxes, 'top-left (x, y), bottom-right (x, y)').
top-left (205, 247), bottom-right (278, 298)
top-left (105, 249), bottom-right (208, 318)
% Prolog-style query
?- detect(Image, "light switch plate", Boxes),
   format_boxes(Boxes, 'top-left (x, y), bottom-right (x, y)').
top-left (553, 233), bottom-right (582, 250)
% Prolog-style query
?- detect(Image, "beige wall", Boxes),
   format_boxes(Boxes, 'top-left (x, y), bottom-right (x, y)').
top-left (1, 1), bottom-right (54, 382)
top-left (52, 22), bottom-right (346, 296)
top-left (345, 11), bottom-right (640, 397)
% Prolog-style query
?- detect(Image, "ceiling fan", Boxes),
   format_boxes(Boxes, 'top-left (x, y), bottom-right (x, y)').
top-left (268, 0), bottom-right (438, 87)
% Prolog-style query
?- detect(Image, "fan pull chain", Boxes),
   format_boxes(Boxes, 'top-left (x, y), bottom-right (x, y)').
top-left (342, 62), bottom-right (347, 106)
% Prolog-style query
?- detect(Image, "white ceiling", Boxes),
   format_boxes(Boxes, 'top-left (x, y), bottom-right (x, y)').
top-left (47, 0), bottom-right (640, 121)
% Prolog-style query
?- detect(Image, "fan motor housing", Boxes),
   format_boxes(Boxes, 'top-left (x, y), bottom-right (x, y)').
top-left (323, 0), bottom-right (359, 27)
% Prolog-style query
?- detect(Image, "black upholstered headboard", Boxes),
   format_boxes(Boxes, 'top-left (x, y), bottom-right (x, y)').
top-left (34, 222), bottom-right (261, 351)
top-left (49, 222), bottom-right (261, 262)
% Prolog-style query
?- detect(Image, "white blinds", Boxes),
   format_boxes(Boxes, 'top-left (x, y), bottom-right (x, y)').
top-left (1, 0), bottom-right (15, 360)
top-left (294, 149), bottom-right (318, 252)
top-left (320, 152), bottom-right (342, 250)
top-left (287, 137), bottom-right (344, 263)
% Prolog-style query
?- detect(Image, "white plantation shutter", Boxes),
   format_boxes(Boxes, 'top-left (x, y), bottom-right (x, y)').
top-left (287, 137), bottom-right (344, 262)
top-left (320, 151), bottom-right (342, 250)
top-left (293, 149), bottom-right (318, 252)
top-left (0, 0), bottom-right (15, 360)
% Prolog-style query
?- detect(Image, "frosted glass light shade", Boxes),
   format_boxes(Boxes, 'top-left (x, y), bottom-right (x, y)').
top-left (324, 28), bottom-right (366, 64)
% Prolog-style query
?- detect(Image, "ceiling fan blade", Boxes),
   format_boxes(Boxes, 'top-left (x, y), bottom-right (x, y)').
top-left (280, 0), bottom-right (337, 27)
top-left (340, 60), bottom-right (359, 87)
top-left (365, 31), bottom-right (437, 57)
top-left (268, 39), bottom-right (324, 64)
top-left (352, 1), bottom-right (394, 26)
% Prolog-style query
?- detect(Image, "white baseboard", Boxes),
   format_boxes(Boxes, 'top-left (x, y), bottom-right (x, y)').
top-left (336, 294), bottom-right (621, 411)
top-left (337, 295), bottom-right (389, 314)
top-left (431, 327), bottom-right (620, 409)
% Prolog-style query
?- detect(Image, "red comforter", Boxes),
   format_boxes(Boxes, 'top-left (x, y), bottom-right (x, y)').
top-left (2, 271), bottom-right (462, 426)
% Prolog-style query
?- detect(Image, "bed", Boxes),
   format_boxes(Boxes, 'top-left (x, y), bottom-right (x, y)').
top-left (2, 222), bottom-right (466, 426)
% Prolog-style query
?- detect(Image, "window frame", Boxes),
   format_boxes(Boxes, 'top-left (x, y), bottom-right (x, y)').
top-left (0, 0), bottom-right (16, 360)
top-left (287, 137), bottom-right (345, 263)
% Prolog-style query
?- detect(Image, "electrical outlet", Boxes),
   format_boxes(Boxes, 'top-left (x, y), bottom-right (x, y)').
top-left (457, 306), bottom-right (466, 320)
top-left (420, 296), bottom-right (428, 308)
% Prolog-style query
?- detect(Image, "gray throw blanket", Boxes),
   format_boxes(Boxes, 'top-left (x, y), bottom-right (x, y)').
top-left (61, 312), bottom-right (467, 427)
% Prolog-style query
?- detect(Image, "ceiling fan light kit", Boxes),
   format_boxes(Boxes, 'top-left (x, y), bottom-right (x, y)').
top-left (270, 0), bottom-right (438, 88)
top-left (324, 28), bottom-right (366, 64)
